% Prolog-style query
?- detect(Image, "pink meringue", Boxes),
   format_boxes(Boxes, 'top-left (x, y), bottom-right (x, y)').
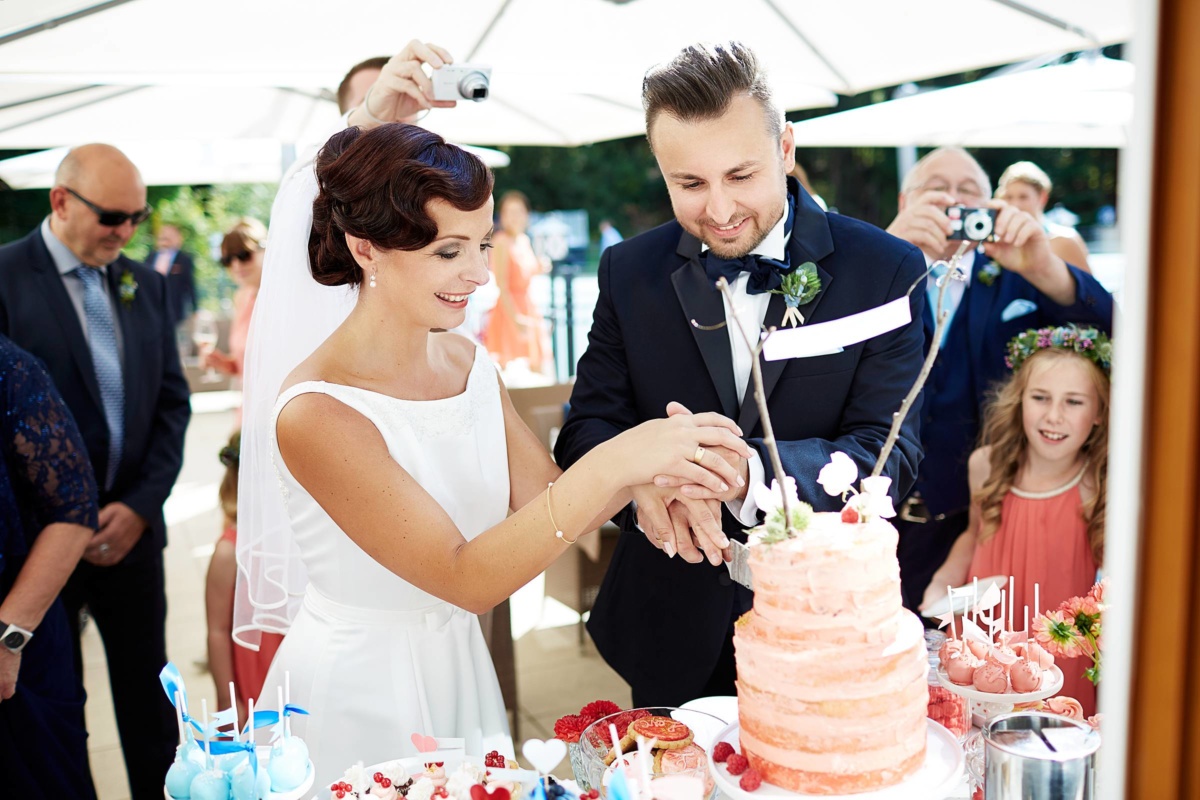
top-left (946, 652), bottom-right (980, 686)
top-left (973, 662), bottom-right (1010, 693)
top-left (1009, 660), bottom-right (1044, 693)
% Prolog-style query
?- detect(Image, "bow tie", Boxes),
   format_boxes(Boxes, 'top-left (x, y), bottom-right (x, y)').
top-left (702, 252), bottom-right (792, 295)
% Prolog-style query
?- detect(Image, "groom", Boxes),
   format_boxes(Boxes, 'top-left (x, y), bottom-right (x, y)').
top-left (554, 42), bottom-right (928, 706)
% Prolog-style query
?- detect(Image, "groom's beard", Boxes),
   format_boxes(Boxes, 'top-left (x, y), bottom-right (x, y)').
top-left (688, 197), bottom-right (786, 260)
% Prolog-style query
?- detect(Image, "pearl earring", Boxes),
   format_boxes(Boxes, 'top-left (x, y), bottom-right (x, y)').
top-left (369, 267), bottom-right (377, 289)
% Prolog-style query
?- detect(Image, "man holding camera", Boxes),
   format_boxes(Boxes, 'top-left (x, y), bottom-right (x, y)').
top-left (884, 146), bottom-right (1113, 614)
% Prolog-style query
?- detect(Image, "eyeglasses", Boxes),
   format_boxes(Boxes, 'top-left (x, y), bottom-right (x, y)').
top-left (220, 250), bottom-right (256, 267)
top-left (63, 187), bottom-right (152, 227)
top-left (917, 181), bottom-right (987, 201)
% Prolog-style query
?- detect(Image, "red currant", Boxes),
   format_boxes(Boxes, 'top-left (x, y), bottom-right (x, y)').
top-left (374, 772), bottom-right (384, 783)
top-left (335, 792), bottom-right (346, 799)
top-left (381, 777), bottom-right (392, 789)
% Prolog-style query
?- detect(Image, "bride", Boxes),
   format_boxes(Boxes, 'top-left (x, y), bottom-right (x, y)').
top-left (235, 43), bottom-right (747, 785)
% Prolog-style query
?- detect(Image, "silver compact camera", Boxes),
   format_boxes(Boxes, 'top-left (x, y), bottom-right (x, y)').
top-left (946, 206), bottom-right (997, 242)
top-left (431, 64), bottom-right (491, 102)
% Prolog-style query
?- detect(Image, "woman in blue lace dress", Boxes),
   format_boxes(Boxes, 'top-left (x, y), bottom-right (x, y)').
top-left (0, 333), bottom-right (99, 798)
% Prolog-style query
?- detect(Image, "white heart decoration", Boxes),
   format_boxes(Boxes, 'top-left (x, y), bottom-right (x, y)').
top-left (522, 738), bottom-right (568, 775)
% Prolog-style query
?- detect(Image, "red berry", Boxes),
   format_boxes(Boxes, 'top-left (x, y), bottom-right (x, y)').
top-left (374, 772), bottom-right (384, 783)
top-left (381, 778), bottom-right (392, 789)
top-left (712, 742), bottom-right (735, 763)
top-left (335, 792), bottom-right (346, 799)
top-left (726, 753), bottom-right (750, 776)
top-left (739, 769), bottom-right (763, 792)
top-left (330, 785), bottom-right (339, 792)
top-left (841, 507), bottom-right (860, 524)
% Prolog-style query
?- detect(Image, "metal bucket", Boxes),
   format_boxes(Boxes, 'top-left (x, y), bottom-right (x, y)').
top-left (983, 711), bottom-right (1100, 800)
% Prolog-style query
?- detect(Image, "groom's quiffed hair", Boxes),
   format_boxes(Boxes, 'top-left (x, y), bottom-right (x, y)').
top-left (642, 42), bottom-right (782, 145)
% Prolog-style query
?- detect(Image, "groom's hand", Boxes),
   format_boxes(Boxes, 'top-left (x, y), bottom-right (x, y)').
top-left (657, 402), bottom-right (749, 502)
top-left (631, 485), bottom-right (727, 566)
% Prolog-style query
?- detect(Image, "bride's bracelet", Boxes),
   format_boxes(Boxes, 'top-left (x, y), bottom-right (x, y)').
top-left (547, 482), bottom-right (579, 545)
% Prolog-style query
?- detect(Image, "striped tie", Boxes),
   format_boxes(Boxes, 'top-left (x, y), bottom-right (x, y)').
top-left (75, 266), bottom-right (124, 489)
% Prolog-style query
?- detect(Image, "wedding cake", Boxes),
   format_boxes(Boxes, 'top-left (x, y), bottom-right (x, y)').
top-left (733, 512), bottom-right (928, 795)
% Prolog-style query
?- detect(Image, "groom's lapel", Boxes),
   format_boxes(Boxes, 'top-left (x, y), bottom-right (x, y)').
top-left (672, 233), bottom-right (739, 420)
top-left (737, 185), bottom-right (837, 434)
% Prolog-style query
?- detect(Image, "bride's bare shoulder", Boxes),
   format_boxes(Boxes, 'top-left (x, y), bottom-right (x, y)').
top-left (434, 331), bottom-right (480, 374)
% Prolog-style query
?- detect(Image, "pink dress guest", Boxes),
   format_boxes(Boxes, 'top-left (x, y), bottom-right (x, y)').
top-left (226, 286), bottom-right (257, 379)
top-left (968, 466), bottom-right (1098, 715)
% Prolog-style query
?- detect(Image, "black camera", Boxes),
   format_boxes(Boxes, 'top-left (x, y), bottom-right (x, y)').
top-left (946, 206), bottom-right (997, 242)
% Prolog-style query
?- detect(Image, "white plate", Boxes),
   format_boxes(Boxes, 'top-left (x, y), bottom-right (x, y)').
top-left (707, 719), bottom-right (963, 800)
top-left (677, 696), bottom-right (738, 726)
top-left (935, 664), bottom-right (1063, 704)
top-left (921, 575), bottom-right (1007, 620)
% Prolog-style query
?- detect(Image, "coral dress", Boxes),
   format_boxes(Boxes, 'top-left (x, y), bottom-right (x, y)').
top-left (968, 466), bottom-right (1098, 715)
top-left (483, 232), bottom-right (548, 372)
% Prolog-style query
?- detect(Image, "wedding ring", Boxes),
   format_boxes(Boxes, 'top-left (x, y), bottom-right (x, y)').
top-left (692, 446), bottom-right (706, 465)
top-left (98, 543), bottom-right (110, 553)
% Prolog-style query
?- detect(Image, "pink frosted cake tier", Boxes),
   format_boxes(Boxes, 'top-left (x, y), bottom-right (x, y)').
top-left (733, 513), bottom-right (928, 795)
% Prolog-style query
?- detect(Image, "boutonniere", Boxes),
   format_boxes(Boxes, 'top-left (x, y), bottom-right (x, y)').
top-left (119, 271), bottom-right (138, 306)
top-left (771, 261), bottom-right (821, 327)
top-left (977, 261), bottom-right (1001, 287)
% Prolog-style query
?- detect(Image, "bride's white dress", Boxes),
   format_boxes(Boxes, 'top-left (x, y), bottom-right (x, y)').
top-left (259, 344), bottom-right (513, 786)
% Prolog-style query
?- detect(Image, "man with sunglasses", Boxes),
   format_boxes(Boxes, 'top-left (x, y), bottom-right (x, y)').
top-left (0, 143), bottom-right (190, 798)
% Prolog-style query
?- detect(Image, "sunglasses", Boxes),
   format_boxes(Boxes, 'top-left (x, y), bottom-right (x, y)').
top-left (64, 187), bottom-right (152, 227)
top-left (220, 250), bottom-right (256, 267)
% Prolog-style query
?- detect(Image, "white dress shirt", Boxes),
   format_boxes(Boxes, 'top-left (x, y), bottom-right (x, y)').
top-left (926, 249), bottom-right (975, 344)
top-left (41, 216), bottom-right (125, 364)
top-left (701, 211), bottom-right (790, 526)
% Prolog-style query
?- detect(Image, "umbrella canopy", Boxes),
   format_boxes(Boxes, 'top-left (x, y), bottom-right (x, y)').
top-left (789, 56), bottom-right (1133, 149)
top-left (0, 0), bottom-right (1129, 150)
top-left (0, 139), bottom-right (510, 189)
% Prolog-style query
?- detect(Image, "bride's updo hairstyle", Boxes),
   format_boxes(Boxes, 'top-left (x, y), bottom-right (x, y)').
top-left (309, 123), bottom-right (494, 287)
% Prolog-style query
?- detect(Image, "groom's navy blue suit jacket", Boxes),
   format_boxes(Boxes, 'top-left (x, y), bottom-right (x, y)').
top-left (0, 228), bottom-right (191, 547)
top-left (554, 182), bottom-right (927, 704)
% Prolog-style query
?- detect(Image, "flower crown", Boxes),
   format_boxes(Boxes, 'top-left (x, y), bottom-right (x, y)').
top-left (1005, 325), bottom-right (1112, 375)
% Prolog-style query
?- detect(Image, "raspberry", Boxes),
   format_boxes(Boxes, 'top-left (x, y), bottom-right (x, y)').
top-left (712, 742), bottom-right (735, 763)
top-left (484, 750), bottom-right (506, 768)
top-left (841, 507), bottom-right (860, 524)
top-left (739, 769), bottom-right (763, 792)
top-left (725, 753), bottom-right (750, 776)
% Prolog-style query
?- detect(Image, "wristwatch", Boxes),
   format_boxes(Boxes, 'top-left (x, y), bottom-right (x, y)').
top-left (0, 620), bottom-right (33, 654)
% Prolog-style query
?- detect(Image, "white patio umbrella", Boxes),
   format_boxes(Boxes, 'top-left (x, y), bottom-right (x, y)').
top-left (0, 139), bottom-right (510, 189)
top-left (0, 0), bottom-right (1129, 150)
top-left (789, 56), bottom-right (1133, 149)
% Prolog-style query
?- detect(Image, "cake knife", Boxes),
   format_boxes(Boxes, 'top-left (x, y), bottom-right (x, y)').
top-left (726, 539), bottom-right (754, 590)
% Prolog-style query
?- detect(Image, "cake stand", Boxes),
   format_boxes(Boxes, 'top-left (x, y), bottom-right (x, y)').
top-left (935, 664), bottom-right (1064, 726)
top-left (707, 719), bottom-right (964, 800)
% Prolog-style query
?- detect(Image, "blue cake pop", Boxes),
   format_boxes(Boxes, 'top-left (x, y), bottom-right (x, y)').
top-left (229, 760), bottom-right (257, 800)
top-left (267, 686), bottom-right (309, 791)
top-left (165, 754), bottom-right (203, 799)
top-left (189, 769), bottom-right (231, 800)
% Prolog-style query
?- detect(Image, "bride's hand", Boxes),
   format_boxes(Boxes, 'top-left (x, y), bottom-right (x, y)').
top-left (605, 407), bottom-right (751, 494)
top-left (352, 40), bottom-right (458, 127)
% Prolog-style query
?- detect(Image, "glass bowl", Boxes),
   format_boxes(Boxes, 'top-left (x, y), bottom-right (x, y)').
top-left (573, 707), bottom-right (725, 799)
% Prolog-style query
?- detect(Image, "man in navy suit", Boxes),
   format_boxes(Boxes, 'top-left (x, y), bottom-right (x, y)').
top-left (145, 222), bottom-right (197, 328)
top-left (0, 144), bottom-right (190, 798)
top-left (882, 147), bottom-right (1113, 614)
top-left (554, 43), bottom-right (927, 706)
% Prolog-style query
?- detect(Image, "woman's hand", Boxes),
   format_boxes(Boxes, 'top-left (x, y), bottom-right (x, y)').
top-left (605, 407), bottom-right (751, 494)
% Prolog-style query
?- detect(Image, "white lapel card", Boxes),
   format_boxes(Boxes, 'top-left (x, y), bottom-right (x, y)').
top-left (761, 296), bottom-right (912, 361)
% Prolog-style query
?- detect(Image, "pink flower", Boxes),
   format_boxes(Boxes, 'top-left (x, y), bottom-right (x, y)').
top-left (1089, 578), bottom-right (1109, 605)
top-left (1045, 696), bottom-right (1085, 721)
top-left (1033, 611), bottom-right (1086, 659)
top-left (1086, 714), bottom-right (1103, 731)
top-left (1063, 594), bottom-right (1102, 619)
